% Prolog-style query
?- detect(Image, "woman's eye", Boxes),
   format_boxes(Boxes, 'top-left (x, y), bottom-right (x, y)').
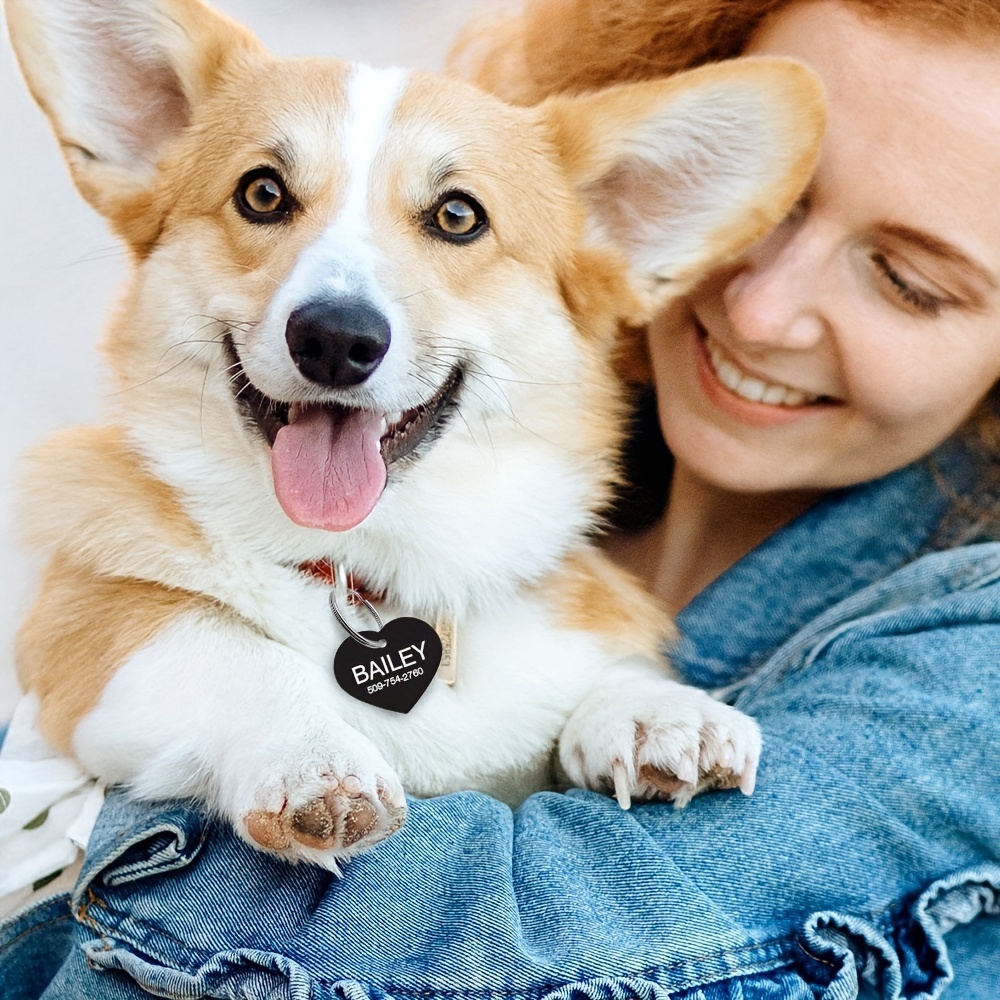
top-left (871, 253), bottom-right (947, 317)
top-left (235, 169), bottom-right (294, 223)
top-left (428, 194), bottom-right (488, 242)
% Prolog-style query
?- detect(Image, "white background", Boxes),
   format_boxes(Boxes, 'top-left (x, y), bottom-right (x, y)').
top-left (0, 0), bottom-right (490, 720)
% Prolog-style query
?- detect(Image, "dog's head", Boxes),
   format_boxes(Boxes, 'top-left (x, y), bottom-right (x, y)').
top-left (7, 0), bottom-right (823, 606)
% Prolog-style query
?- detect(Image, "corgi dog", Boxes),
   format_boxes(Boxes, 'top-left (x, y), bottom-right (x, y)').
top-left (6, 0), bottom-right (823, 867)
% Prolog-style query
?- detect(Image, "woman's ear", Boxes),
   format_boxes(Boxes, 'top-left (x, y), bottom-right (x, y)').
top-left (5, 0), bottom-right (261, 235)
top-left (541, 57), bottom-right (825, 319)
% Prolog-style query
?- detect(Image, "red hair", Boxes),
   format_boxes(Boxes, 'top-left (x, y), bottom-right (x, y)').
top-left (454, 0), bottom-right (1000, 103)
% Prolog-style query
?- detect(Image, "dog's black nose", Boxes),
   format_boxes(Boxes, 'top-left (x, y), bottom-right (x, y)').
top-left (285, 300), bottom-right (391, 388)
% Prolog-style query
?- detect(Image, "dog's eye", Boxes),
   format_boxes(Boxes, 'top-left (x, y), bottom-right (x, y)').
top-left (234, 168), bottom-right (294, 223)
top-left (428, 194), bottom-right (487, 242)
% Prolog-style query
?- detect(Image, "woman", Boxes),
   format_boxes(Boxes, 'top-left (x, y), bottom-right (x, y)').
top-left (2, 0), bottom-right (998, 996)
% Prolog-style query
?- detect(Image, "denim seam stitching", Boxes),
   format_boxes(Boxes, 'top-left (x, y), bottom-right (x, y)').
top-left (0, 909), bottom-right (74, 955)
top-left (76, 907), bottom-right (800, 996)
top-left (734, 547), bottom-right (1000, 708)
top-left (81, 891), bottom-right (216, 969)
top-left (77, 889), bottom-right (962, 990)
top-left (305, 938), bottom-right (800, 998)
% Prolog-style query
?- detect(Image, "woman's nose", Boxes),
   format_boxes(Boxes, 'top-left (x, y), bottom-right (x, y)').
top-left (721, 221), bottom-right (830, 351)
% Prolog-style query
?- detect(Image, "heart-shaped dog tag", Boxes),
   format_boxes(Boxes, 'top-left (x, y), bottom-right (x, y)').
top-left (334, 617), bottom-right (442, 714)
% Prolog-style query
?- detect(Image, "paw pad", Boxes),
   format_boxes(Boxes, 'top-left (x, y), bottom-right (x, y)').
top-left (244, 774), bottom-right (406, 858)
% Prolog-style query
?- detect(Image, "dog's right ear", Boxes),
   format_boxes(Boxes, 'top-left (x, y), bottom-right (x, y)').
top-left (5, 0), bottom-right (261, 246)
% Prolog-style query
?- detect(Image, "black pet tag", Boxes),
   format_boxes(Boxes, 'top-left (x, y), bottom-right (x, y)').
top-left (334, 616), bottom-right (442, 714)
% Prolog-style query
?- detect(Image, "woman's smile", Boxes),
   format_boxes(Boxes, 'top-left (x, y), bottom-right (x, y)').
top-left (691, 317), bottom-right (842, 428)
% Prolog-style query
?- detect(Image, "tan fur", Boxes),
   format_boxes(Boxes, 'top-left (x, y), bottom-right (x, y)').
top-left (541, 547), bottom-right (676, 658)
top-left (17, 557), bottom-right (210, 752)
top-left (18, 425), bottom-right (205, 576)
top-left (388, 72), bottom-right (579, 271)
top-left (15, 426), bottom-right (213, 746)
top-left (533, 59), bottom-right (823, 386)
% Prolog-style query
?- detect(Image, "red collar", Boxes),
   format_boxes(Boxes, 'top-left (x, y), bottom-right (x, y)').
top-left (299, 557), bottom-right (384, 606)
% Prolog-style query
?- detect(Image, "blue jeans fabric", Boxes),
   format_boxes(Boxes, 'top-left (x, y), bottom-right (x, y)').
top-left (2, 445), bottom-right (999, 998)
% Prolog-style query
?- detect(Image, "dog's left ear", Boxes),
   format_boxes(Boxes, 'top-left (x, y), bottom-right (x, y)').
top-left (5, 0), bottom-right (262, 247)
top-left (541, 57), bottom-right (825, 318)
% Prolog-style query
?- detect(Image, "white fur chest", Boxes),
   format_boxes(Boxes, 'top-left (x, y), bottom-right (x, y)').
top-left (206, 552), bottom-right (611, 804)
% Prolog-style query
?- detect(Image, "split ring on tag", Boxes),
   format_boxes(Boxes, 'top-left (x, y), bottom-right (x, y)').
top-left (330, 590), bottom-right (386, 649)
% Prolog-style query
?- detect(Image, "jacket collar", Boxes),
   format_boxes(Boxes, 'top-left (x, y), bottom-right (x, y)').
top-left (672, 440), bottom-right (973, 689)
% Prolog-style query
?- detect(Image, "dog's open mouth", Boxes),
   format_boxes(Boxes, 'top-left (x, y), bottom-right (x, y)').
top-left (223, 336), bottom-right (462, 531)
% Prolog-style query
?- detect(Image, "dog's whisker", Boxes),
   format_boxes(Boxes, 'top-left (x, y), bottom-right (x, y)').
top-left (118, 321), bottom-right (247, 395)
top-left (154, 324), bottom-right (222, 369)
top-left (427, 348), bottom-right (581, 388)
top-left (112, 356), bottom-right (207, 395)
top-left (198, 353), bottom-right (216, 442)
top-left (479, 414), bottom-right (498, 465)
top-left (184, 315), bottom-right (254, 336)
top-left (451, 406), bottom-right (484, 455)
top-left (417, 332), bottom-right (563, 380)
top-left (63, 246), bottom-right (132, 267)
top-left (393, 286), bottom-right (446, 304)
top-left (222, 260), bottom-right (284, 287)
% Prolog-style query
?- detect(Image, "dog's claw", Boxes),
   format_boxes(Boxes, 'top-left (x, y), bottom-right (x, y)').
top-left (612, 759), bottom-right (632, 810)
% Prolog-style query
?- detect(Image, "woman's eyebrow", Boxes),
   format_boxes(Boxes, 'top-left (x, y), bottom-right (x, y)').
top-left (875, 222), bottom-right (997, 291)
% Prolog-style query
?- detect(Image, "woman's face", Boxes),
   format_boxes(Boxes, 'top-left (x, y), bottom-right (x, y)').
top-left (649, 0), bottom-right (1000, 493)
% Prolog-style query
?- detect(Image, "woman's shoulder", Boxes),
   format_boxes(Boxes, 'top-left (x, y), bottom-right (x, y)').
top-left (737, 540), bottom-right (1000, 717)
top-left (804, 539), bottom-right (1000, 645)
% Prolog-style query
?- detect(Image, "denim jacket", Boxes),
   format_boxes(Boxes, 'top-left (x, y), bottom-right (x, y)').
top-left (2, 441), bottom-right (998, 999)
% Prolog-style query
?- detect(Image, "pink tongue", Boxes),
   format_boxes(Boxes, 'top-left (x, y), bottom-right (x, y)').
top-left (271, 406), bottom-right (386, 531)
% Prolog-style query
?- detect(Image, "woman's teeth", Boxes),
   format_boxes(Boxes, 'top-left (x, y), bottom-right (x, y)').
top-left (707, 340), bottom-right (818, 407)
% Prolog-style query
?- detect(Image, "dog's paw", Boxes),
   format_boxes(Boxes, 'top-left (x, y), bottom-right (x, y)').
top-left (228, 732), bottom-right (406, 867)
top-left (559, 677), bottom-right (760, 809)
